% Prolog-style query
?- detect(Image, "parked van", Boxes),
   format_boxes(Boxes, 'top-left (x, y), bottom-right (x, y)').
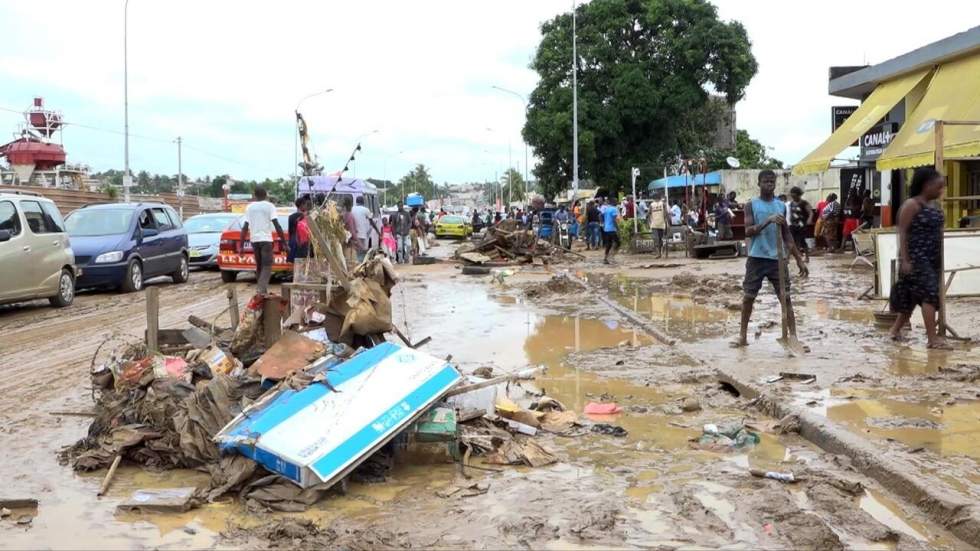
top-left (295, 176), bottom-right (380, 224)
top-left (65, 202), bottom-right (189, 292)
top-left (0, 191), bottom-right (77, 307)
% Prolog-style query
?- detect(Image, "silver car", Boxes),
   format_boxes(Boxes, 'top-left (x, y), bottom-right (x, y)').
top-left (183, 212), bottom-right (240, 268)
top-left (0, 192), bottom-right (77, 307)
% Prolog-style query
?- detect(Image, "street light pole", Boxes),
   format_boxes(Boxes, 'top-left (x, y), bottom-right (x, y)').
top-left (571, 0), bottom-right (579, 199)
top-left (491, 85), bottom-right (531, 208)
top-left (294, 88), bottom-right (334, 182)
top-left (508, 141), bottom-right (513, 208)
top-left (123, 0), bottom-right (131, 202)
top-left (176, 136), bottom-right (183, 219)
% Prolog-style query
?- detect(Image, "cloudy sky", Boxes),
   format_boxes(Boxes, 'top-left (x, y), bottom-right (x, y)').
top-left (0, 1), bottom-right (977, 185)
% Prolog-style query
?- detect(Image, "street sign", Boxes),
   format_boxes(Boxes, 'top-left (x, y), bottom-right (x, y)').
top-left (832, 105), bottom-right (858, 131)
top-left (832, 106), bottom-right (860, 148)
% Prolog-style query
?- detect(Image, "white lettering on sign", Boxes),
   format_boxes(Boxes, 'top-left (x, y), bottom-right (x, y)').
top-left (863, 129), bottom-right (893, 147)
top-left (220, 254), bottom-right (289, 266)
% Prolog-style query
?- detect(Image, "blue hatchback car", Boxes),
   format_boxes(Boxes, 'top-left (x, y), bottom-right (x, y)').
top-left (65, 202), bottom-right (189, 292)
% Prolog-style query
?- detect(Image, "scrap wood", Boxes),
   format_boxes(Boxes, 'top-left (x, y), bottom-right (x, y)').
top-left (485, 437), bottom-right (557, 468)
top-left (0, 499), bottom-right (38, 509)
top-left (436, 482), bottom-right (490, 499)
top-left (460, 252), bottom-right (494, 264)
top-left (49, 411), bottom-right (96, 417)
top-left (97, 454), bottom-right (122, 497)
top-left (392, 325), bottom-right (432, 349)
top-left (444, 366), bottom-right (545, 397)
top-left (247, 330), bottom-right (326, 380)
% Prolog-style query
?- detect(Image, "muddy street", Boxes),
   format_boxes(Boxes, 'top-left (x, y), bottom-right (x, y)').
top-left (1, 242), bottom-right (978, 549)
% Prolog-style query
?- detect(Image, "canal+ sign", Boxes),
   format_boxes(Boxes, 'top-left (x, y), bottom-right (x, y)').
top-left (860, 122), bottom-right (898, 161)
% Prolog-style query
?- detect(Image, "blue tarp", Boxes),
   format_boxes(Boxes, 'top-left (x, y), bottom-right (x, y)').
top-left (647, 171), bottom-right (722, 190)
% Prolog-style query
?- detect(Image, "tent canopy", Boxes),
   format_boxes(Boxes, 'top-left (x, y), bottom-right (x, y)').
top-left (647, 171), bottom-right (721, 191)
top-left (877, 54), bottom-right (980, 170)
top-left (792, 68), bottom-right (932, 175)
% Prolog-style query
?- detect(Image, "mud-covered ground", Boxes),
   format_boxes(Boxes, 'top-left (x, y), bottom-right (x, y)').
top-left (0, 242), bottom-right (976, 549)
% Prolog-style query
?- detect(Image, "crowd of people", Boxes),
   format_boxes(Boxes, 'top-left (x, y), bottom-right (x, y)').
top-left (240, 166), bottom-right (946, 350)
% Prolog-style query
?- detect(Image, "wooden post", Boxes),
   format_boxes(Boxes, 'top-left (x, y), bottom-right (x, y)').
top-left (934, 121), bottom-right (948, 337)
top-left (97, 454), bottom-right (122, 497)
top-left (226, 286), bottom-right (239, 331)
top-left (262, 295), bottom-right (282, 348)
top-left (281, 285), bottom-right (293, 323)
top-left (145, 287), bottom-right (159, 354)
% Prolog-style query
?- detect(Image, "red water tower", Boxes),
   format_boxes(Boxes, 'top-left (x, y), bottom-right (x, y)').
top-left (0, 97), bottom-right (67, 184)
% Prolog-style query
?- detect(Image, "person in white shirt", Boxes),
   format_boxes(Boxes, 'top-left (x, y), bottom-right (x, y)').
top-left (351, 195), bottom-right (380, 262)
top-left (241, 187), bottom-right (286, 295)
top-left (670, 200), bottom-right (682, 225)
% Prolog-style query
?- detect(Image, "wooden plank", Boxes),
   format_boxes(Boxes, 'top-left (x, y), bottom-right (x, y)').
top-left (145, 287), bottom-right (159, 354)
top-left (262, 296), bottom-right (282, 348)
top-left (226, 287), bottom-right (240, 331)
top-left (935, 121), bottom-right (948, 337)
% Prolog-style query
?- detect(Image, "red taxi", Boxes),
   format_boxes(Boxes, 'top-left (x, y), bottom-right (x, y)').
top-left (217, 209), bottom-right (294, 283)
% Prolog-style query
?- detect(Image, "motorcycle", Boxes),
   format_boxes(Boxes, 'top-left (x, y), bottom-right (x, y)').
top-left (553, 220), bottom-right (571, 250)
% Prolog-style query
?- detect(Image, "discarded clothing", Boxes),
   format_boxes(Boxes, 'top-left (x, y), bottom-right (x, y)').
top-left (695, 421), bottom-right (760, 451)
top-left (583, 402), bottom-right (622, 415)
top-left (590, 423), bottom-right (628, 437)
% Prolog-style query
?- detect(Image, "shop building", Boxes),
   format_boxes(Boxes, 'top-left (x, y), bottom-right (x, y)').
top-left (795, 25), bottom-right (980, 228)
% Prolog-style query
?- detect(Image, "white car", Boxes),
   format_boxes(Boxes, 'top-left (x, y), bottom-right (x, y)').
top-left (0, 191), bottom-right (77, 307)
top-left (183, 212), bottom-right (240, 268)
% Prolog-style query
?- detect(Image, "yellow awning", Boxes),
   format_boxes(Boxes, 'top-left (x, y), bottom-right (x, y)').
top-left (877, 54), bottom-right (980, 171)
top-left (793, 68), bottom-right (932, 175)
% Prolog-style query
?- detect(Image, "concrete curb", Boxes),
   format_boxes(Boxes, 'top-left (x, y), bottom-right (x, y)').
top-left (595, 295), bottom-right (676, 346)
top-left (716, 368), bottom-right (980, 548)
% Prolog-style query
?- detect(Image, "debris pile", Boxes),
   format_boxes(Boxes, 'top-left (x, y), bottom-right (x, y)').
top-left (524, 273), bottom-right (587, 298)
top-left (60, 246), bottom-right (572, 516)
top-left (456, 223), bottom-right (577, 266)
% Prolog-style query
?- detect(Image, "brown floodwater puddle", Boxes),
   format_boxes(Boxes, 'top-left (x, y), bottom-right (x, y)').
top-left (794, 386), bottom-right (980, 463)
top-left (826, 389), bottom-right (980, 460)
top-left (618, 295), bottom-right (732, 341)
top-left (792, 485), bottom-right (940, 550)
top-left (12, 278), bottom-right (945, 548)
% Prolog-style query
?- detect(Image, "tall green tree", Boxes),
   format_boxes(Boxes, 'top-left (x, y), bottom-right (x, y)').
top-left (388, 164), bottom-right (436, 202)
top-left (499, 168), bottom-right (526, 204)
top-left (524, 0), bottom-right (757, 198)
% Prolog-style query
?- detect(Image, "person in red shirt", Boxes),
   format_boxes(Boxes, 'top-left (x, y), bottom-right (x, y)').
top-left (814, 196), bottom-right (828, 250)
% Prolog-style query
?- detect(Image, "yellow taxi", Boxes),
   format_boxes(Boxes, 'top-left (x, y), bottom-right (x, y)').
top-left (434, 214), bottom-right (472, 239)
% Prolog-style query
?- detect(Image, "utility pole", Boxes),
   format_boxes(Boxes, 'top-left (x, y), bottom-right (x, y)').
top-left (631, 167), bottom-right (640, 233)
top-left (490, 85), bottom-right (531, 209)
top-left (508, 141), bottom-right (513, 208)
top-left (123, 0), bottom-right (132, 202)
top-left (571, 0), bottom-right (579, 200)
top-left (176, 136), bottom-right (184, 219)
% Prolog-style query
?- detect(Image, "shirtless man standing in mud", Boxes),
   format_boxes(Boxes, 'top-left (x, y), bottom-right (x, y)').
top-left (733, 170), bottom-right (808, 347)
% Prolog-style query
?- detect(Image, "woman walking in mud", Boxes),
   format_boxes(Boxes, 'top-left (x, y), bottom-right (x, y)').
top-left (888, 168), bottom-right (949, 349)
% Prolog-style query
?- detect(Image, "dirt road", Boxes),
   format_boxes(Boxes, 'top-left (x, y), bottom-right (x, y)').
top-left (0, 249), bottom-right (976, 548)
top-left (0, 270), bottom-right (257, 548)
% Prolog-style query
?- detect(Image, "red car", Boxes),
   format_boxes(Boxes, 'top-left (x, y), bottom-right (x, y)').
top-left (217, 209), bottom-right (294, 283)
